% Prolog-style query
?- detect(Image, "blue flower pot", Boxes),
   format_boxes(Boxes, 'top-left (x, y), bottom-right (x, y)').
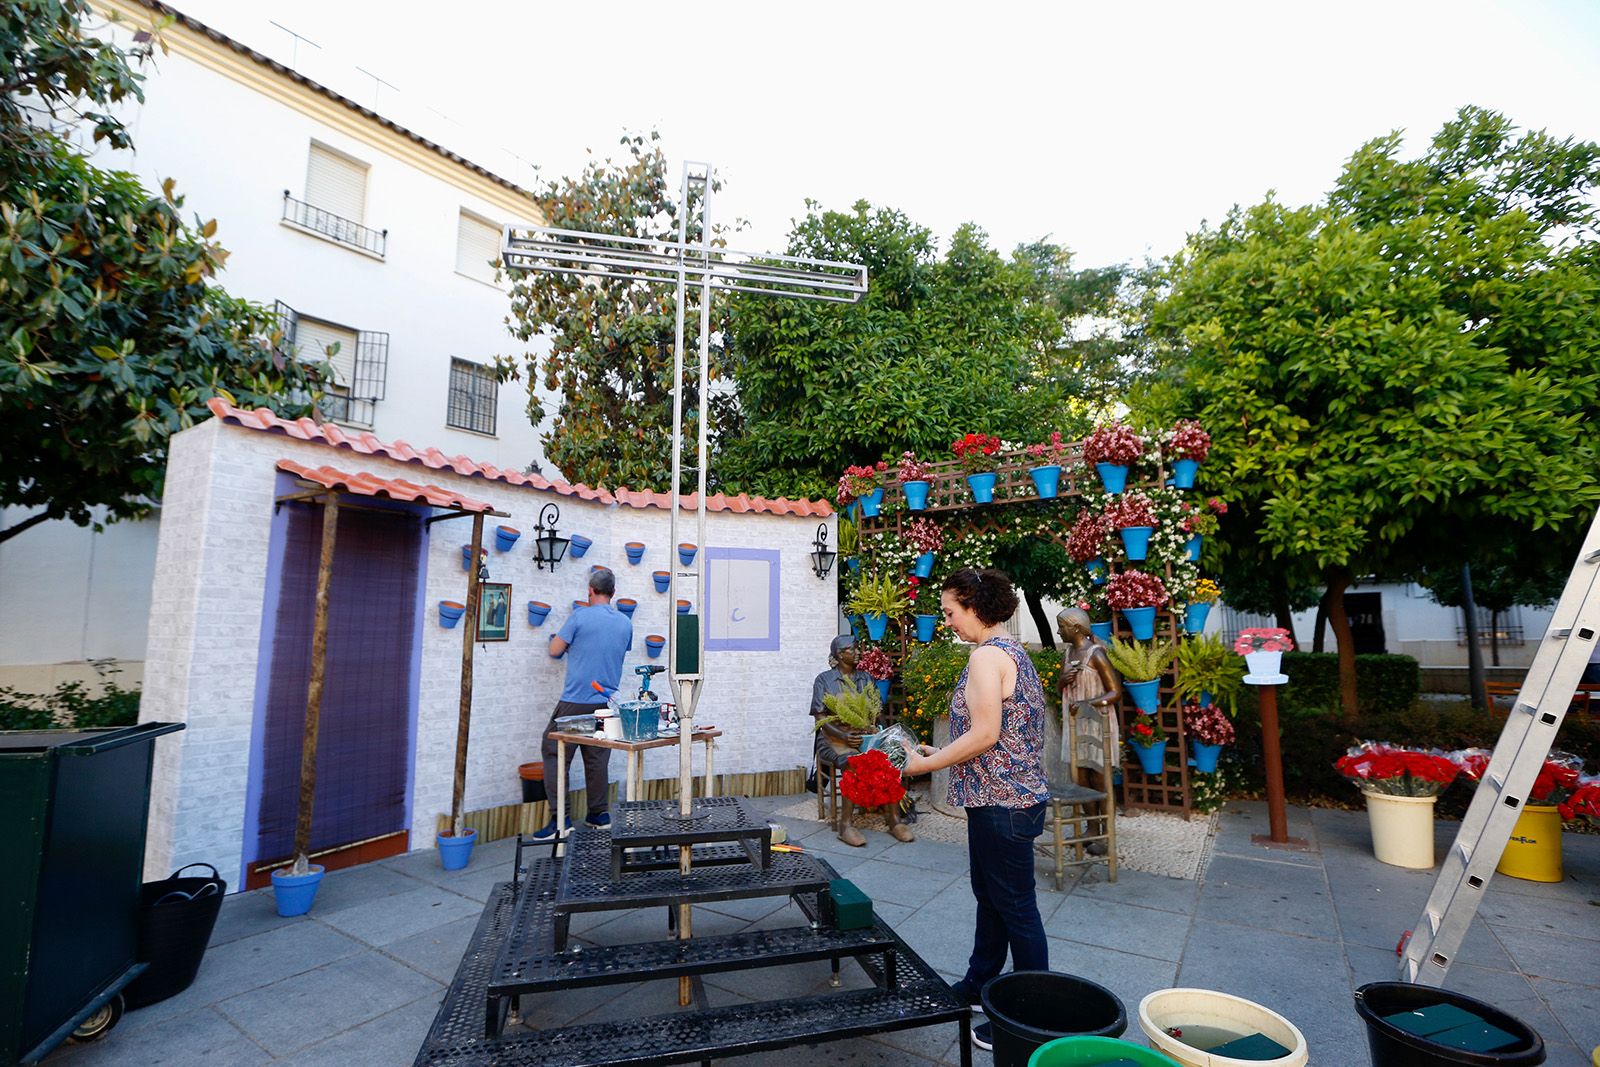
top-left (645, 634), bottom-right (665, 658)
top-left (903, 480), bottom-right (930, 510)
top-left (966, 472), bottom-right (997, 503)
top-left (1132, 741), bottom-right (1167, 777)
top-left (1185, 601), bottom-right (1211, 634)
top-left (1199, 690), bottom-right (1214, 708)
top-left (653, 570), bottom-right (671, 593)
top-left (568, 534), bottom-right (592, 559)
top-left (437, 828), bottom-right (476, 871)
top-left (625, 542), bottom-right (645, 565)
top-left (1120, 525), bottom-right (1154, 561)
top-left (847, 502), bottom-right (859, 521)
top-left (1086, 558), bottom-right (1107, 586)
top-left (460, 544), bottom-right (478, 571)
top-left (875, 679), bottom-right (891, 704)
top-left (916, 614), bottom-right (938, 642)
top-left (1172, 458), bottom-right (1199, 489)
top-left (616, 598), bottom-right (637, 618)
top-left (1125, 679), bottom-right (1160, 713)
top-left (913, 551), bottom-right (936, 578)
top-left (678, 543), bottom-right (697, 567)
top-left (1187, 534), bottom-right (1202, 562)
top-left (494, 525), bottom-right (521, 552)
top-left (439, 600), bottom-right (465, 628)
top-left (858, 487), bottom-right (884, 518)
top-left (1121, 606), bottom-right (1156, 640)
top-left (1090, 621), bottom-right (1113, 642)
top-left (1029, 464), bottom-right (1062, 499)
top-left (676, 599), bottom-right (691, 615)
top-left (270, 864), bottom-right (325, 917)
top-left (526, 601), bottom-right (551, 627)
top-left (864, 613), bottom-right (888, 641)
top-left (846, 557), bottom-right (860, 573)
top-left (1192, 741), bottom-right (1222, 774)
top-left (1095, 463), bottom-right (1130, 494)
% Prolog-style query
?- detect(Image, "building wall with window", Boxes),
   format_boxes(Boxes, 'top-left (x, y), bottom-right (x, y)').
top-left (0, 0), bottom-right (552, 691)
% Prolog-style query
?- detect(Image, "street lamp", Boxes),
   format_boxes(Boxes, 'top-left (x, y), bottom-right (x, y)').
top-left (532, 502), bottom-right (570, 572)
top-left (810, 523), bottom-right (836, 580)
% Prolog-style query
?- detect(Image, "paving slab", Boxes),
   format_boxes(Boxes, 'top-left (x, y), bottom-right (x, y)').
top-left (1044, 892), bottom-right (1193, 962)
top-left (47, 1005), bottom-right (271, 1067)
top-left (317, 882), bottom-right (482, 947)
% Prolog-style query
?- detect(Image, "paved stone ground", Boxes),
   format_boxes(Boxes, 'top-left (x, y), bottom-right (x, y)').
top-left (43, 797), bottom-right (1600, 1066)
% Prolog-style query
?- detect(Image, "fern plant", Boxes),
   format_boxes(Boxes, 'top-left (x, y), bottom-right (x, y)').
top-left (1105, 637), bottom-right (1176, 682)
top-left (836, 516), bottom-right (858, 558)
top-left (846, 572), bottom-right (911, 619)
top-left (816, 678), bottom-right (882, 734)
top-left (1173, 633), bottom-right (1245, 715)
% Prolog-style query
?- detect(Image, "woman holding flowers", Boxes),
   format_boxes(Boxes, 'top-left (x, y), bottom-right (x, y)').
top-left (903, 568), bottom-right (1049, 1048)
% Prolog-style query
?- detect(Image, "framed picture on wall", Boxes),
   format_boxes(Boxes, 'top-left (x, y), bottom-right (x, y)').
top-left (478, 582), bottom-right (511, 642)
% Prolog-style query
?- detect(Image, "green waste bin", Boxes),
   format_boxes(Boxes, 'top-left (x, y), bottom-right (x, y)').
top-left (0, 722), bottom-right (183, 1065)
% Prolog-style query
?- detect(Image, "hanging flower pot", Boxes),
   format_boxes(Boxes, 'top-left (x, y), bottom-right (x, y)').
top-left (676, 599), bottom-right (692, 615)
top-left (913, 551), bottom-right (936, 578)
top-left (1172, 458), bottom-right (1199, 489)
top-left (1192, 741), bottom-right (1223, 773)
top-left (966, 472), bottom-right (997, 504)
top-left (1119, 525), bottom-right (1154, 561)
top-left (1187, 534), bottom-right (1202, 562)
top-left (678, 543), bottom-right (698, 567)
top-left (1131, 741), bottom-right (1167, 776)
top-left (875, 679), bottom-right (891, 704)
top-left (652, 570), bottom-right (671, 593)
top-left (460, 544), bottom-right (483, 572)
top-left (915, 614), bottom-right (938, 643)
top-left (858, 487), bottom-right (885, 518)
top-left (1090, 621), bottom-right (1113, 643)
top-left (1198, 689), bottom-right (1214, 708)
top-left (1185, 602), bottom-right (1212, 635)
top-left (439, 601), bottom-right (466, 628)
top-left (270, 864), bottom-right (325, 917)
top-left (572, 599), bottom-right (588, 611)
top-left (436, 828), bottom-right (477, 871)
top-left (1029, 465), bottom-right (1062, 499)
top-left (624, 542), bottom-right (645, 565)
top-left (846, 557), bottom-right (860, 574)
top-left (526, 600), bottom-right (551, 627)
top-left (494, 525), bottom-right (521, 552)
top-left (902, 480), bottom-right (930, 510)
top-left (1095, 463), bottom-right (1129, 495)
top-left (1086, 558), bottom-right (1107, 585)
top-left (864, 613), bottom-right (889, 641)
top-left (1245, 650), bottom-right (1283, 676)
top-left (616, 598), bottom-right (637, 617)
top-left (1120, 606), bottom-right (1156, 641)
top-left (644, 634), bottom-right (666, 659)
top-left (568, 534), bottom-right (593, 559)
top-left (1125, 679), bottom-right (1160, 713)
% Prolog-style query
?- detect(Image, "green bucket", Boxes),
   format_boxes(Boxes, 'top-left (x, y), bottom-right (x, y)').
top-left (1029, 1035), bottom-right (1185, 1067)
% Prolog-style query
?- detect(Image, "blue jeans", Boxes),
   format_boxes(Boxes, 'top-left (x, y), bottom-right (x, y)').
top-left (963, 803), bottom-right (1049, 989)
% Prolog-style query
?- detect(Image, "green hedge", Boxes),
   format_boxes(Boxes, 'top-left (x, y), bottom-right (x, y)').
top-left (0, 678), bottom-right (141, 731)
top-left (1239, 652), bottom-right (1419, 717)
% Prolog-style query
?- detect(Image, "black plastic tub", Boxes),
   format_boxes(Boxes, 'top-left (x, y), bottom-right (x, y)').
top-left (982, 971), bottom-right (1127, 1067)
top-left (1354, 982), bottom-right (1545, 1067)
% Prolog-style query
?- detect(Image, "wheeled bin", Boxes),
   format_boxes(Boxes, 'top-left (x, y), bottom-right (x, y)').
top-left (0, 722), bottom-right (183, 1065)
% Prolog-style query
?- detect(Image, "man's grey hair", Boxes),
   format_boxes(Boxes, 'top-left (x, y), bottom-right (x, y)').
top-left (589, 568), bottom-right (616, 597)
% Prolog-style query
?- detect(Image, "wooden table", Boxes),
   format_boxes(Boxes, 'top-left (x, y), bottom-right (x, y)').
top-left (552, 727), bottom-right (722, 840)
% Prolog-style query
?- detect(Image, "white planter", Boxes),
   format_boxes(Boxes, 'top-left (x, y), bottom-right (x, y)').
top-left (1243, 651), bottom-right (1282, 676)
top-left (1364, 789), bottom-right (1437, 869)
top-left (1139, 988), bottom-right (1308, 1067)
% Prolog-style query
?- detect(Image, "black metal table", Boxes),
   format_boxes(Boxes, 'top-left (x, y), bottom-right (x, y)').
top-left (606, 796), bottom-right (772, 879)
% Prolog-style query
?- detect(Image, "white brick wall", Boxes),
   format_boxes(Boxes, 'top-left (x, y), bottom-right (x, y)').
top-left (143, 418), bottom-right (836, 887)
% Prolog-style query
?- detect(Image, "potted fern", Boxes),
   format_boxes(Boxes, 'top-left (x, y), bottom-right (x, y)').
top-left (837, 515), bottom-right (859, 573)
top-left (846, 573), bottom-right (912, 641)
top-left (815, 678), bottom-right (882, 740)
top-left (1173, 633), bottom-right (1244, 715)
top-left (1105, 637), bottom-right (1175, 714)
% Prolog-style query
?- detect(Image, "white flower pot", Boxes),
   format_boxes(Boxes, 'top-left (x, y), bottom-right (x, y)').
top-left (1243, 650), bottom-right (1282, 676)
top-left (1364, 789), bottom-right (1437, 869)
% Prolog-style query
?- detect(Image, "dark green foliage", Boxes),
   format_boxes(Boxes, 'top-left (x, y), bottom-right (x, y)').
top-left (1237, 653), bottom-right (1420, 718)
top-left (0, 676), bottom-right (141, 730)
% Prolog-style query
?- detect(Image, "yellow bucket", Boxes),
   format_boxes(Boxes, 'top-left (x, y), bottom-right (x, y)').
top-left (1496, 805), bottom-right (1564, 882)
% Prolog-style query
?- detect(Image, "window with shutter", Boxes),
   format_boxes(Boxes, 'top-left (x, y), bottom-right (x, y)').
top-left (305, 143), bottom-right (367, 223)
top-left (296, 316), bottom-right (358, 388)
top-left (447, 358), bottom-right (497, 436)
top-left (455, 210), bottom-right (502, 284)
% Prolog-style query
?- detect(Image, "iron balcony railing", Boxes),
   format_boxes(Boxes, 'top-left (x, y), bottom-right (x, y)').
top-left (282, 192), bottom-right (387, 258)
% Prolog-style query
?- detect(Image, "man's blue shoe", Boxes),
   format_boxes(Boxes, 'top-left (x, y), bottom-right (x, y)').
top-left (529, 817), bottom-right (571, 842)
top-left (586, 812), bottom-right (612, 829)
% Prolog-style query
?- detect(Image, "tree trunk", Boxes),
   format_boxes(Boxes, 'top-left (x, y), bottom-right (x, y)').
top-left (452, 511), bottom-right (486, 835)
top-left (0, 509), bottom-right (53, 545)
top-left (1325, 567), bottom-right (1358, 719)
top-left (1461, 563), bottom-right (1487, 711)
top-left (1024, 588), bottom-right (1055, 650)
top-left (1312, 590), bottom-right (1330, 653)
top-left (1272, 584), bottom-right (1299, 651)
top-left (293, 495), bottom-right (340, 868)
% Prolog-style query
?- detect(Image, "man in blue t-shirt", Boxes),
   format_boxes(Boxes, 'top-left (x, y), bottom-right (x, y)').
top-left (532, 567), bottom-right (633, 838)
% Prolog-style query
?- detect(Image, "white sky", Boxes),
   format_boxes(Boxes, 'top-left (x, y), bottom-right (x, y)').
top-left (170, 0), bottom-right (1600, 268)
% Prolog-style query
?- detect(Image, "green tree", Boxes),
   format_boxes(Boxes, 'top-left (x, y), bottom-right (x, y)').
top-left (719, 202), bottom-right (1079, 500)
top-left (1141, 107), bottom-right (1600, 716)
top-left (499, 132), bottom-right (731, 490)
top-left (1, 0), bottom-right (331, 544)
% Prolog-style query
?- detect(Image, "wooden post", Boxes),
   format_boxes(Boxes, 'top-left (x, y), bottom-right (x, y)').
top-left (1257, 683), bottom-right (1290, 844)
top-left (293, 494), bottom-right (339, 866)
top-left (450, 511), bottom-right (486, 836)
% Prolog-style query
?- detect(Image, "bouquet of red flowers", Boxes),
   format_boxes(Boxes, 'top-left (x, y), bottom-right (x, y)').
top-left (1066, 509), bottom-right (1111, 562)
top-left (1452, 749), bottom-right (1582, 806)
top-left (1105, 569), bottom-right (1168, 609)
top-left (857, 647), bottom-right (895, 682)
top-left (905, 517), bottom-right (944, 554)
top-left (1104, 490), bottom-right (1158, 530)
top-left (1561, 777), bottom-right (1600, 826)
top-left (1165, 420), bottom-right (1212, 462)
top-left (1083, 422), bottom-right (1144, 466)
top-left (1183, 701), bottom-right (1235, 746)
top-left (1335, 742), bottom-right (1459, 797)
top-left (897, 451), bottom-right (932, 483)
top-left (840, 748), bottom-right (906, 808)
top-left (837, 462), bottom-right (888, 505)
top-left (952, 432), bottom-right (1003, 474)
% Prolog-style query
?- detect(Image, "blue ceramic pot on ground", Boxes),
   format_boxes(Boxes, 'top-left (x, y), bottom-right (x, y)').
top-left (568, 534), bottom-right (592, 558)
top-left (864, 613), bottom-right (888, 641)
top-left (966, 472), bottom-right (997, 504)
top-left (437, 828), bottom-right (476, 871)
top-left (1125, 678), bottom-right (1160, 713)
top-left (1029, 465), bottom-right (1061, 499)
top-left (1120, 525), bottom-right (1154, 561)
top-left (1132, 741), bottom-right (1167, 777)
top-left (1172, 458), bottom-right (1199, 489)
top-left (1192, 741), bottom-right (1222, 773)
top-left (271, 865), bottom-right (325, 917)
top-left (1185, 601), bottom-right (1212, 634)
top-left (859, 487), bottom-right (884, 518)
top-left (1095, 463), bottom-right (1129, 494)
top-left (1090, 621), bottom-right (1113, 642)
top-left (913, 551), bottom-right (936, 578)
top-left (1121, 606), bottom-right (1156, 640)
top-left (1187, 534), bottom-right (1202, 562)
top-left (875, 679), bottom-right (891, 704)
top-left (902, 481), bottom-right (930, 510)
top-left (916, 614), bottom-right (938, 642)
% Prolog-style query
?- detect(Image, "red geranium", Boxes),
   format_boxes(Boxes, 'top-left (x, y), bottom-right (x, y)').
top-left (1104, 569), bottom-right (1168, 610)
top-left (1082, 422), bottom-right (1144, 466)
top-left (840, 748), bottom-right (906, 808)
top-left (1560, 781), bottom-right (1600, 823)
top-left (1166, 420), bottom-right (1212, 462)
top-left (1066, 509), bottom-right (1111, 562)
top-left (1104, 491), bottom-right (1158, 530)
top-left (1335, 742), bottom-right (1459, 797)
top-left (952, 432), bottom-right (1004, 474)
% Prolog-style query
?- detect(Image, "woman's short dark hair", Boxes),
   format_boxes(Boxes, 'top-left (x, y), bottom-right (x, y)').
top-left (942, 567), bottom-right (1019, 626)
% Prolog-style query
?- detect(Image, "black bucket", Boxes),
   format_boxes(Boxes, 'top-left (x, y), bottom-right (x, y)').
top-left (123, 863), bottom-right (227, 1010)
top-left (1355, 982), bottom-right (1545, 1067)
top-left (981, 971), bottom-right (1127, 1067)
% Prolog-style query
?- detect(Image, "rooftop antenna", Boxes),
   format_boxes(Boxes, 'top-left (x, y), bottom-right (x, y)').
top-left (354, 66), bottom-right (398, 110)
top-left (267, 20), bottom-right (319, 71)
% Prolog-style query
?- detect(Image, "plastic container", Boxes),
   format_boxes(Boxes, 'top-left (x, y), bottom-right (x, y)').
top-left (270, 865), bottom-right (325, 917)
top-left (1139, 988), bottom-right (1308, 1067)
top-left (1030, 1035), bottom-right (1184, 1067)
top-left (982, 971), bottom-right (1127, 1067)
top-left (1365, 790), bottom-right (1437, 869)
top-left (617, 700), bottom-right (660, 742)
top-left (1354, 982), bottom-right (1545, 1067)
top-left (124, 864), bottom-right (227, 1009)
top-left (1496, 806), bottom-right (1563, 882)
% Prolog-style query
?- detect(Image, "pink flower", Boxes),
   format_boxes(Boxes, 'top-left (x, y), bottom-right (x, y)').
top-left (1166, 420), bottom-right (1212, 462)
top-left (1083, 422), bottom-right (1144, 466)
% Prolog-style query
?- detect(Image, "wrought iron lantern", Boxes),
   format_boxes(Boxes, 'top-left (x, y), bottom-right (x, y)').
top-left (810, 523), bottom-right (836, 580)
top-left (532, 503), bottom-right (570, 572)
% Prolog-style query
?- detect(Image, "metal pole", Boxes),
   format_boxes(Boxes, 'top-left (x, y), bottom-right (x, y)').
top-left (293, 494), bottom-right (339, 866)
top-left (451, 511), bottom-right (486, 836)
top-left (1257, 683), bottom-right (1290, 844)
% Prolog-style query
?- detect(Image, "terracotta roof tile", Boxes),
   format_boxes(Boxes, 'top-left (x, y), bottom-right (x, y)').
top-left (277, 460), bottom-right (496, 513)
top-left (209, 398), bottom-right (831, 517)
